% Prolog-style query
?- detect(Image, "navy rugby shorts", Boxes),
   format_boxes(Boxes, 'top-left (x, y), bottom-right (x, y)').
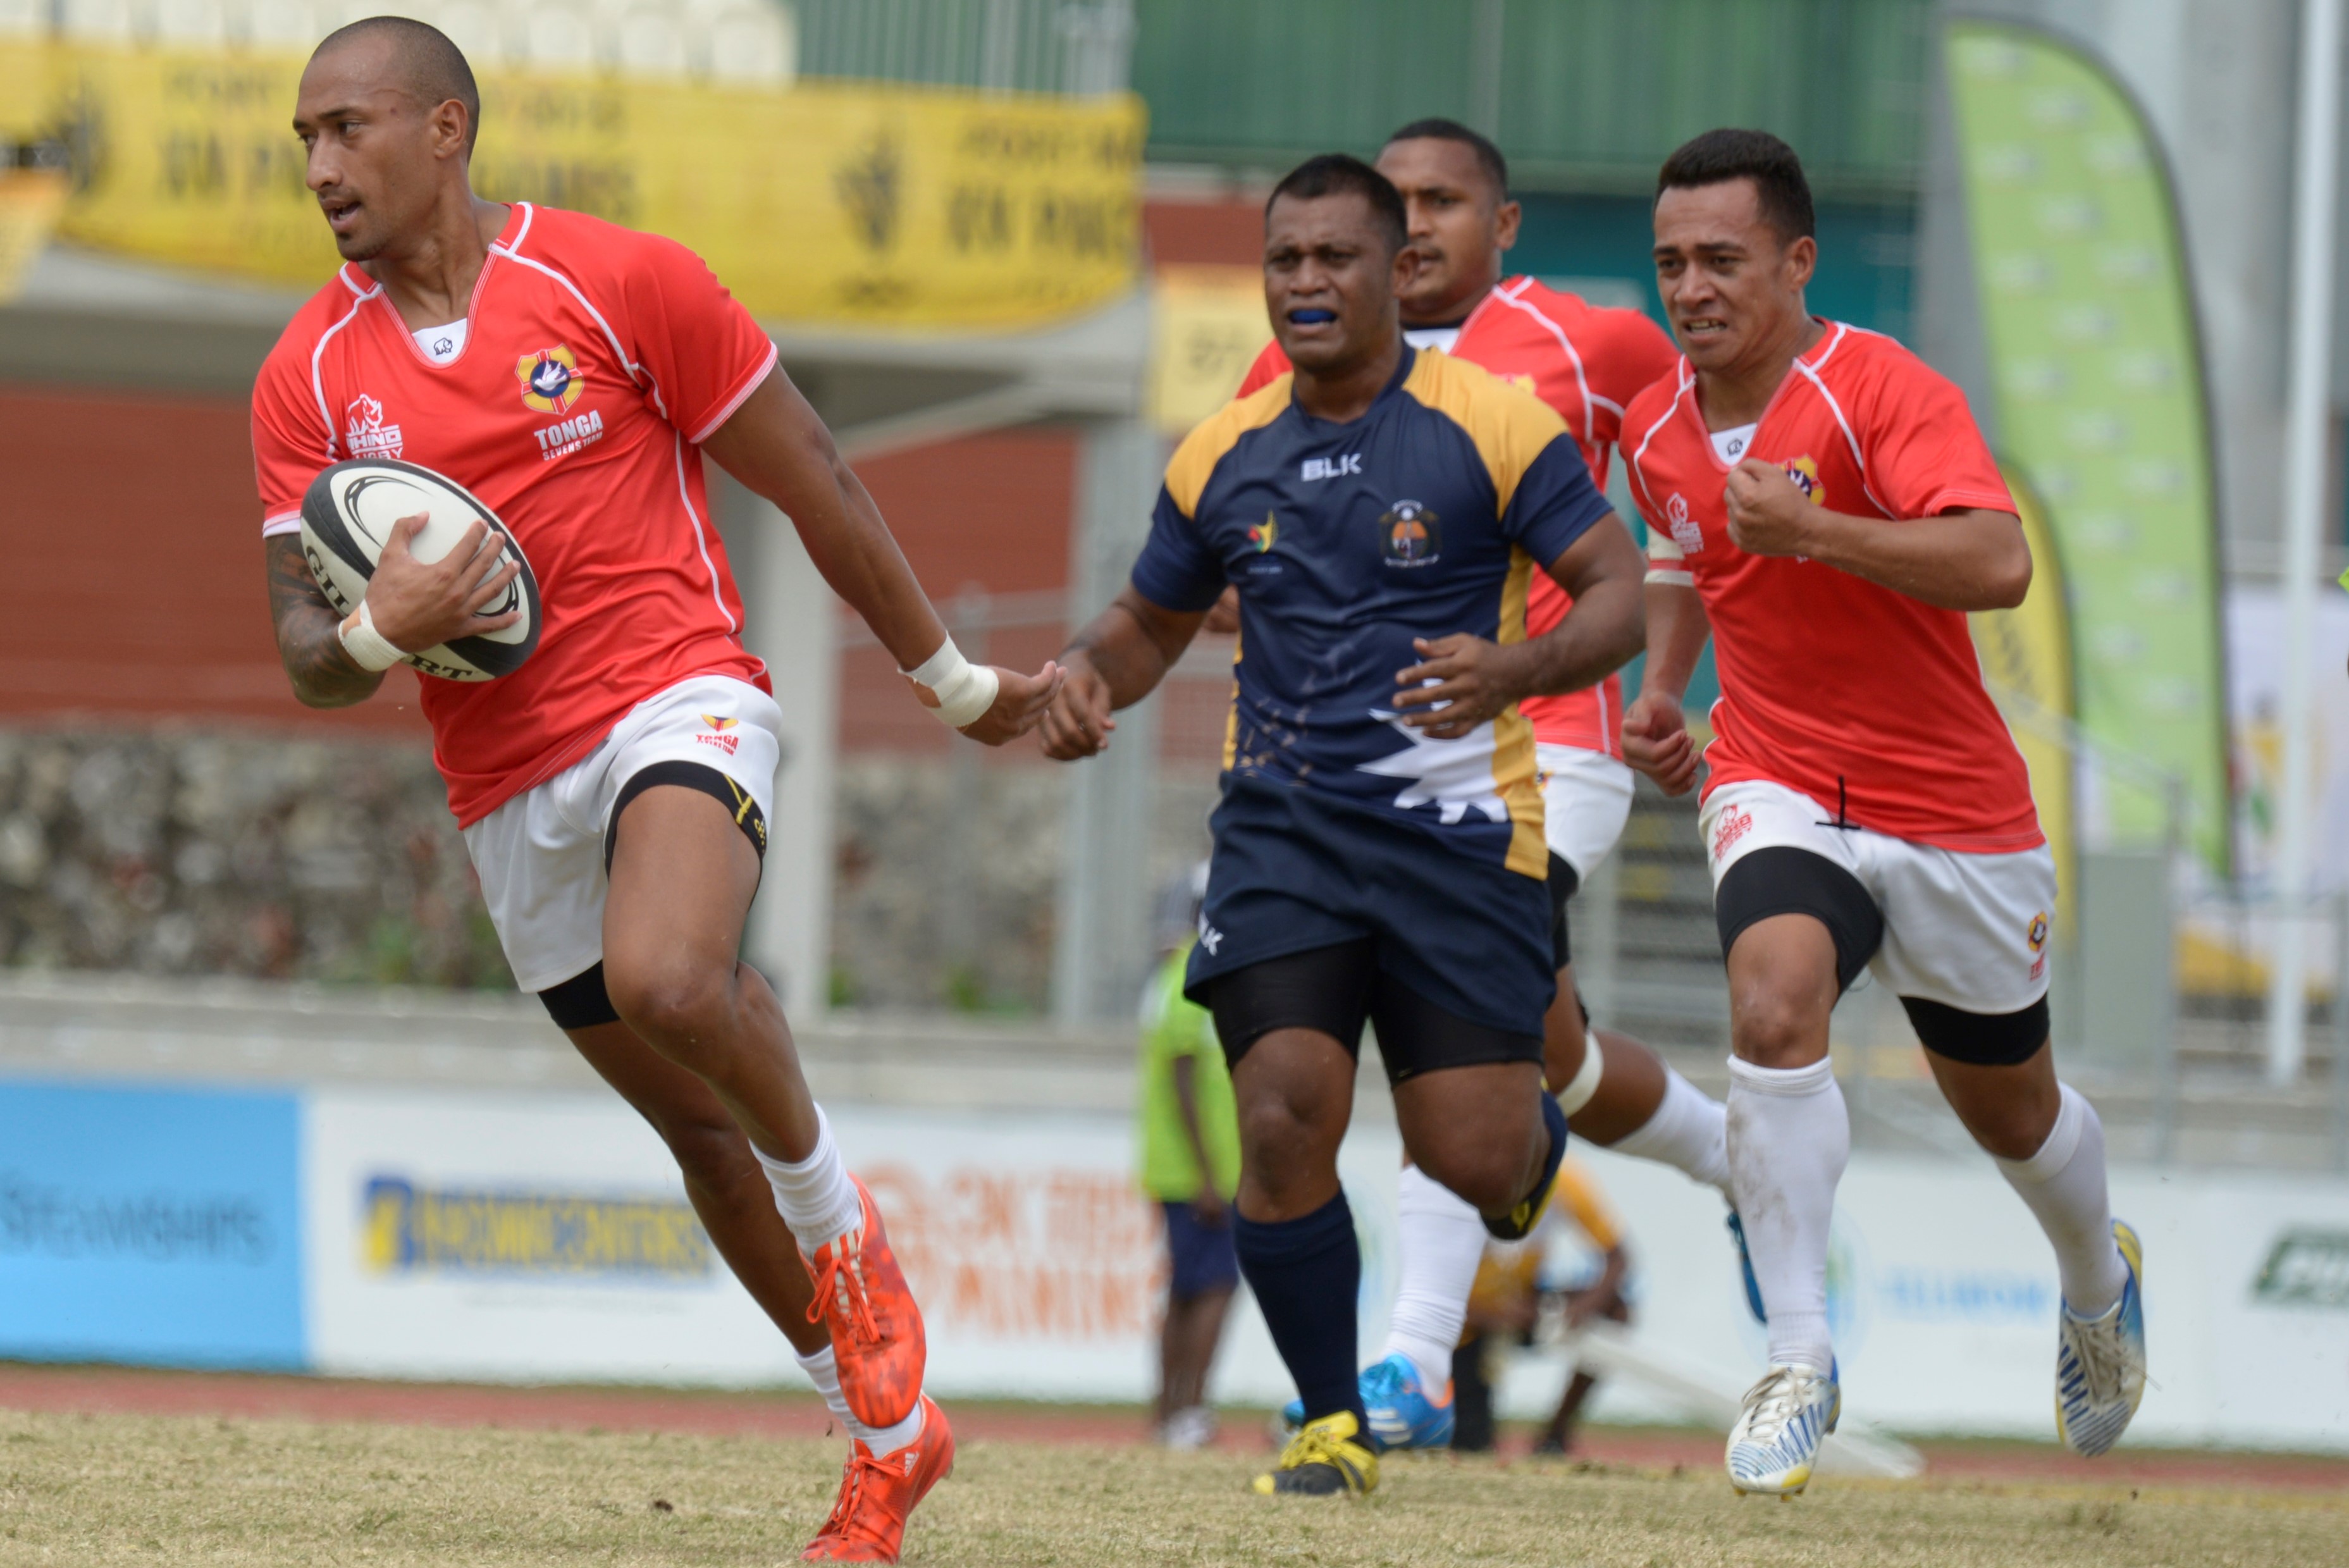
top-left (1184, 777), bottom-right (1557, 1050)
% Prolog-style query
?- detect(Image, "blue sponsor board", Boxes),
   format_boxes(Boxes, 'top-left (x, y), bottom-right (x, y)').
top-left (0, 1079), bottom-right (304, 1369)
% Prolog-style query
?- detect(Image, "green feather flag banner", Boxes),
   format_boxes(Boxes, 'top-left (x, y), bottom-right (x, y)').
top-left (1947, 18), bottom-right (2231, 874)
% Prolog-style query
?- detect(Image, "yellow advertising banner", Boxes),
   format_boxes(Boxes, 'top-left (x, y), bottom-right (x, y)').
top-left (6, 39), bottom-right (1144, 331)
top-left (0, 171), bottom-right (68, 304)
top-left (1970, 467), bottom-right (2076, 937)
top-left (1147, 264), bottom-right (1269, 436)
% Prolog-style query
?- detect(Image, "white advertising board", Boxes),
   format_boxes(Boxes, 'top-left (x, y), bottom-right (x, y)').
top-left (302, 1085), bottom-right (2349, 1449)
top-left (302, 1087), bottom-right (1402, 1405)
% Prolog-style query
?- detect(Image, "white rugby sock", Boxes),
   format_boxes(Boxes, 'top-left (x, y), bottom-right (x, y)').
top-left (755, 1105), bottom-right (864, 1257)
top-left (1995, 1082), bottom-right (2128, 1318)
top-left (1606, 1065), bottom-right (1733, 1198)
top-left (796, 1344), bottom-right (925, 1453)
top-left (1382, 1163), bottom-right (1488, 1392)
top-left (1727, 1056), bottom-right (1849, 1373)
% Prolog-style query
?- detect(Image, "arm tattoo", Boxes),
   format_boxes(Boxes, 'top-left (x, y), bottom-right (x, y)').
top-left (264, 533), bottom-right (385, 708)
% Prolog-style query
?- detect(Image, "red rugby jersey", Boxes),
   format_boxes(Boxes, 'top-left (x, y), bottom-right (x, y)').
top-left (1238, 278), bottom-right (1675, 756)
top-left (1622, 321), bottom-right (2041, 853)
top-left (252, 204), bottom-right (775, 826)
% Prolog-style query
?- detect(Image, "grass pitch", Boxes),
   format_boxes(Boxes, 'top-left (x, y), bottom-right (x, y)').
top-left (1, 1407), bottom-right (2343, 1567)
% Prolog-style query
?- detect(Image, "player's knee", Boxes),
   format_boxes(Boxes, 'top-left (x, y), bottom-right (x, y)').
top-left (1730, 983), bottom-right (1827, 1068)
top-left (1234, 1091), bottom-right (1333, 1189)
top-left (652, 1110), bottom-right (754, 1190)
top-left (1416, 1139), bottom-right (1526, 1214)
top-left (605, 957), bottom-right (739, 1065)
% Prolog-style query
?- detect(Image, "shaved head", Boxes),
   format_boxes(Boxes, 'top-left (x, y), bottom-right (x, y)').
top-left (312, 16), bottom-right (479, 150)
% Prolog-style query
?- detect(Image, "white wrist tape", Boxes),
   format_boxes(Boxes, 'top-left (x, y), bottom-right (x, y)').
top-left (338, 600), bottom-right (406, 673)
top-left (903, 636), bottom-right (999, 729)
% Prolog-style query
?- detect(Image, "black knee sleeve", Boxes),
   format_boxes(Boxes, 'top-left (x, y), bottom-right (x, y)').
top-left (1901, 995), bottom-right (2050, 1066)
top-left (539, 961), bottom-right (620, 1030)
top-left (1715, 846), bottom-right (1884, 993)
top-left (607, 760), bottom-right (768, 874)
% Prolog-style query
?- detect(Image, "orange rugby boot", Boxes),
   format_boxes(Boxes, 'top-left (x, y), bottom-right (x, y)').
top-left (800, 1395), bottom-right (954, 1563)
top-left (801, 1175), bottom-right (927, 1430)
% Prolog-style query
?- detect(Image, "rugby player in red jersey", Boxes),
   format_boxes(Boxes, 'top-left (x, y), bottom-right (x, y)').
top-left (1237, 120), bottom-right (1736, 1452)
top-left (251, 21), bottom-right (1061, 1560)
top-left (1617, 130), bottom-right (2144, 1495)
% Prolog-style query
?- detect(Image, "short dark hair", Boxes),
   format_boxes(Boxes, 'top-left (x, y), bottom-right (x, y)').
top-left (1265, 154), bottom-right (1409, 255)
top-left (1656, 128), bottom-right (1815, 244)
top-left (314, 16), bottom-right (481, 151)
top-left (1384, 117), bottom-right (1509, 199)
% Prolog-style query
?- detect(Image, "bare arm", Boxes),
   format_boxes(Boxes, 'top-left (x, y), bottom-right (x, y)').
top-left (1038, 587), bottom-right (1207, 760)
top-left (1619, 580), bottom-right (1711, 796)
top-left (264, 514), bottom-right (526, 710)
top-left (1723, 459), bottom-right (2030, 612)
top-left (265, 534), bottom-right (385, 708)
top-left (1169, 1053), bottom-right (1228, 1223)
top-left (1389, 512), bottom-right (1648, 741)
top-left (700, 367), bottom-right (1062, 744)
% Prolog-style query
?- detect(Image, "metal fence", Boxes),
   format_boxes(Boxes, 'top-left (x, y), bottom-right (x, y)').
top-left (796, 0), bottom-right (1134, 95)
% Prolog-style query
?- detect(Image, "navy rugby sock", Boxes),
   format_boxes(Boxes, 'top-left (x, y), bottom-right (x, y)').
top-left (1235, 1190), bottom-right (1366, 1431)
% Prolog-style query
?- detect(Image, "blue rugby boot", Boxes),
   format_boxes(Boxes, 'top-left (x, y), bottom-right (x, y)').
top-left (1724, 1212), bottom-right (1766, 1323)
top-left (1725, 1359), bottom-right (1840, 1497)
top-left (1280, 1354), bottom-right (1456, 1452)
top-left (2055, 1219), bottom-right (2147, 1458)
top-left (1360, 1353), bottom-right (1455, 1451)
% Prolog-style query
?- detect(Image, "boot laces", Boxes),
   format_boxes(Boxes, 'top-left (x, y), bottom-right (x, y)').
top-left (1737, 1366), bottom-right (1820, 1445)
top-left (812, 1452), bottom-right (866, 1545)
top-left (1277, 1420), bottom-right (1358, 1476)
top-left (831, 1448), bottom-right (900, 1549)
top-left (804, 1231), bottom-right (881, 1344)
top-left (2066, 1304), bottom-right (2136, 1407)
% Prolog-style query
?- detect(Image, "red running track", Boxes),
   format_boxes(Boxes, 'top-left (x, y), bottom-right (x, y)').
top-left (2, 1362), bottom-right (2345, 1495)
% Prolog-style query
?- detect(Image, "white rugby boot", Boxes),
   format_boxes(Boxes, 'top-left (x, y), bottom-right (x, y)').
top-left (2055, 1219), bottom-right (2147, 1458)
top-left (1725, 1361), bottom-right (1840, 1497)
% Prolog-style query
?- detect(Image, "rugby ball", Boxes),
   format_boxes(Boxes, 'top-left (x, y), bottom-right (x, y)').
top-left (300, 458), bottom-right (541, 682)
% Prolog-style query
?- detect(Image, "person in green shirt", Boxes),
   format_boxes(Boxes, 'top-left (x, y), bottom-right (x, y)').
top-left (1139, 903), bottom-right (1242, 1450)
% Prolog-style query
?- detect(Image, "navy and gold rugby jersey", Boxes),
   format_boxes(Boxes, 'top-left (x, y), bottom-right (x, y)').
top-left (1131, 346), bottom-right (1612, 877)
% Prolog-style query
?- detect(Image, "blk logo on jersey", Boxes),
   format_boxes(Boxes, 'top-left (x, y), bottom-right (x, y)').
top-left (517, 345), bottom-right (585, 413)
top-left (1378, 500), bottom-right (1441, 567)
top-left (343, 395), bottom-right (403, 459)
top-left (1301, 454), bottom-right (1362, 481)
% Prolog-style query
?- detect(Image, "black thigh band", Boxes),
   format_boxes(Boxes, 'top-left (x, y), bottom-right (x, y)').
top-left (1715, 846), bottom-right (1884, 994)
top-left (1901, 995), bottom-right (2051, 1066)
top-left (607, 760), bottom-right (768, 874)
top-left (1365, 970), bottom-right (1545, 1085)
top-left (1547, 852), bottom-right (1581, 973)
top-left (540, 960), bottom-right (620, 1030)
top-left (1207, 939), bottom-right (1377, 1068)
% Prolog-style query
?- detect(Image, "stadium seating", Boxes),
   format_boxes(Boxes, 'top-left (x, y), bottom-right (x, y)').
top-left (44, 0), bottom-right (796, 83)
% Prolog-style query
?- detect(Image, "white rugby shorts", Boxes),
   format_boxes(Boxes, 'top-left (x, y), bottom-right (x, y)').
top-left (1699, 777), bottom-right (2056, 1013)
top-left (462, 674), bottom-right (782, 993)
top-left (1538, 743), bottom-right (1636, 882)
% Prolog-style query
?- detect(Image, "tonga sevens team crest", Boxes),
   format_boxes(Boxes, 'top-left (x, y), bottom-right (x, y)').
top-left (516, 345), bottom-right (586, 414)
